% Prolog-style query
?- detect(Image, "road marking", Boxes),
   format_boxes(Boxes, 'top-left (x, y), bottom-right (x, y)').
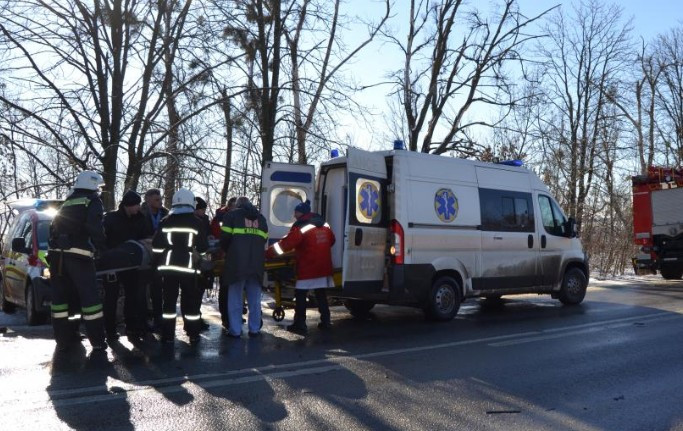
top-left (3, 310), bottom-right (683, 409)
top-left (489, 313), bottom-right (682, 347)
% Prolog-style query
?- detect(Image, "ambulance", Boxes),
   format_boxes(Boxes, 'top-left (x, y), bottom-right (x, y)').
top-left (262, 147), bottom-right (589, 321)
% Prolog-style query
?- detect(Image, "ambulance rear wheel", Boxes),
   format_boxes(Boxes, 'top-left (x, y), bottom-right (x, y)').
top-left (660, 265), bottom-right (683, 280)
top-left (344, 300), bottom-right (375, 317)
top-left (425, 276), bottom-right (461, 321)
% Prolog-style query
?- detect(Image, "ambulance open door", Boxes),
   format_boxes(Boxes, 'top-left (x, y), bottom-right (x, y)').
top-left (342, 148), bottom-right (388, 296)
top-left (260, 161), bottom-right (316, 243)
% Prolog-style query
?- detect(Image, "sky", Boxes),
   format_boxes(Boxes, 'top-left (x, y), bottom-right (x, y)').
top-left (334, 0), bottom-right (683, 153)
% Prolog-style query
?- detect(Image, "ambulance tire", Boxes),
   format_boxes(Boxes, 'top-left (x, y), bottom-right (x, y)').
top-left (26, 282), bottom-right (47, 326)
top-left (344, 299), bottom-right (375, 318)
top-left (660, 266), bottom-right (683, 280)
top-left (1, 277), bottom-right (17, 314)
top-left (425, 276), bottom-right (462, 322)
top-left (558, 268), bottom-right (587, 305)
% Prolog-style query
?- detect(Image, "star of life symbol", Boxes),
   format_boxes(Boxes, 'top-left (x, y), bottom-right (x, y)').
top-left (358, 181), bottom-right (380, 219)
top-left (435, 188), bottom-right (458, 223)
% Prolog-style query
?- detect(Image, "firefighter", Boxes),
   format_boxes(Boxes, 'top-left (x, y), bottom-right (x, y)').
top-left (48, 171), bottom-right (107, 352)
top-left (210, 196), bottom-right (237, 330)
top-left (265, 201), bottom-right (335, 334)
top-left (141, 188), bottom-right (169, 329)
top-left (102, 190), bottom-right (147, 343)
top-left (221, 197), bottom-right (268, 338)
top-left (152, 189), bottom-right (208, 344)
top-left (193, 196), bottom-right (211, 331)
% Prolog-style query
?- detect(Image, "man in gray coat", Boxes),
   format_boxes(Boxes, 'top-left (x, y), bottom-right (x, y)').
top-left (220, 197), bottom-right (268, 337)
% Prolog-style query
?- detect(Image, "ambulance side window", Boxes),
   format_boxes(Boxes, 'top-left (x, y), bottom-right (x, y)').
top-left (538, 195), bottom-right (566, 236)
top-left (480, 188), bottom-right (534, 232)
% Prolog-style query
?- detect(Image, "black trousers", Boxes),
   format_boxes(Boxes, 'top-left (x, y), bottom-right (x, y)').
top-left (293, 288), bottom-right (330, 327)
top-left (161, 272), bottom-right (201, 339)
top-left (50, 254), bottom-right (105, 348)
top-left (150, 270), bottom-right (164, 323)
top-left (103, 269), bottom-right (146, 335)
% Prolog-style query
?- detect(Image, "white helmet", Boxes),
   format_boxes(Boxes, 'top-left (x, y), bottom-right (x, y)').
top-left (172, 188), bottom-right (195, 208)
top-left (74, 171), bottom-right (104, 191)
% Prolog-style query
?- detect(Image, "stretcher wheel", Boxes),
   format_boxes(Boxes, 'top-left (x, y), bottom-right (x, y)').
top-left (272, 306), bottom-right (285, 322)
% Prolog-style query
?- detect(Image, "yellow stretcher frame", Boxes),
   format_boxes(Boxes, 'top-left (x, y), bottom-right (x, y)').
top-left (264, 259), bottom-right (342, 322)
top-left (211, 257), bottom-right (342, 322)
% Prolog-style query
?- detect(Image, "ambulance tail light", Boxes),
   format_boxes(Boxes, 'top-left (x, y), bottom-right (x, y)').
top-left (389, 219), bottom-right (404, 265)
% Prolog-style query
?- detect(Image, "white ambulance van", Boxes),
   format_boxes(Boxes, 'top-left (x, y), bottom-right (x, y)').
top-left (262, 147), bottom-right (589, 321)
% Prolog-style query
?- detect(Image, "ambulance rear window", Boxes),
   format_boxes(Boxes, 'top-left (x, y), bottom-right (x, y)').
top-left (270, 187), bottom-right (307, 227)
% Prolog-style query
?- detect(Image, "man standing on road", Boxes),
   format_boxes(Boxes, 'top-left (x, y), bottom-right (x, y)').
top-left (220, 197), bottom-right (268, 338)
top-left (48, 171), bottom-right (108, 352)
top-left (266, 201), bottom-right (335, 334)
top-left (102, 190), bottom-right (147, 343)
top-left (141, 189), bottom-right (169, 329)
top-left (211, 197), bottom-right (237, 331)
top-left (152, 189), bottom-right (208, 344)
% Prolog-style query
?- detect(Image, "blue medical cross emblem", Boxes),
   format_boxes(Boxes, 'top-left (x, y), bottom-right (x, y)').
top-left (358, 182), bottom-right (380, 219)
top-left (435, 188), bottom-right (458, 223)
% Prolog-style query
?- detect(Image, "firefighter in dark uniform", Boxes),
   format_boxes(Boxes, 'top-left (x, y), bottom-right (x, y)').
top-left (48, 171), bottom-right (107, 351)
top-left (102, 190), bottom-right (147, 342)
top-left (152, 189), bottom-right (209, 344)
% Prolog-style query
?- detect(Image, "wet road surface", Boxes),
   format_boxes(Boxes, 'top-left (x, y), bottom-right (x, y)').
top-left (1, 277), bottom-right (683, 430)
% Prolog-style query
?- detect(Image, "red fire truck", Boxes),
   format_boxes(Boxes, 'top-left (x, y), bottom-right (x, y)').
top-left (632, 166), bottom-right (683, 279)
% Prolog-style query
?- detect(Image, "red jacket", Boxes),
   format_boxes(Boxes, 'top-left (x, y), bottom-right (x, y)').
top-left (266, 213), bottom-right (335, 280)
top-left (210, 206), bottom-right (230, 238)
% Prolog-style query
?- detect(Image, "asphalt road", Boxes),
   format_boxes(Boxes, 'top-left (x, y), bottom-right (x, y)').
top-left (1, 277), bottom-right (683, 431)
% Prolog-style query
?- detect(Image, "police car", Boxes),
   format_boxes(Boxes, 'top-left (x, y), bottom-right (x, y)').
top-left (0, 199), bottom-right (61, 325)
top-left (262, 146), bottom-right (589, 322)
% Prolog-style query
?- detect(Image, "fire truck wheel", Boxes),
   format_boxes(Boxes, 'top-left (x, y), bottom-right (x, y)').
top-left (558, 268), bottom-right (587, 305)
top-left (425, 276), bottom-right (462, 321)
top-left (660, 266), bottom-right (683, 280)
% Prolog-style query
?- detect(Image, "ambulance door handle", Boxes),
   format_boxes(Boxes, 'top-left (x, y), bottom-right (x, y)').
top-left (528, 234), bottom-right (533, 249)
top-left (354, 228), bottom-right (363, 246)
top-left (541, 235), bottom-right (547, 249)
top-left (493, 236), bottom-right (503, 240)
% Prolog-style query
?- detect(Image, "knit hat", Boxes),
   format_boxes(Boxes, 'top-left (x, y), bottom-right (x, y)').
top-left (294, 200), bottom-right (311, 215)
top-left (195, 196), bottom-right (207, 210)
top-left (121, 190), bottom-right (142, 207)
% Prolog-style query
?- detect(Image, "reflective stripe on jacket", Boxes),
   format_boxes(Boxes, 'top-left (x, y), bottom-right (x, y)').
top-left (152, 212), bottom-right (208, 275)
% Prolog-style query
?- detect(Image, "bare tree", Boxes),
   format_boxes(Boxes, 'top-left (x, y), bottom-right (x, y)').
top-left (284, 0), bottom-right (390, 164)
top-left (0, 0), bottom-right (205, 208)
top-left (655, 27), bottom-right (683, 166)
top-left (386, 0), bottom-right (552, 155)
top-left (536, 0), bottom-right (631, 230)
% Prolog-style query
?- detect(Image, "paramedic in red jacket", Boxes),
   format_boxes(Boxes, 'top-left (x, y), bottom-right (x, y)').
top-left (266, 201), bottom-right (335, 334)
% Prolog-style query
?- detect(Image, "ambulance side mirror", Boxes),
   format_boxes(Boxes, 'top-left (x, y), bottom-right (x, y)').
top-left (563, 218), bottom-right (577, 238)
top-left (11, 237), bottom-right (28, 253)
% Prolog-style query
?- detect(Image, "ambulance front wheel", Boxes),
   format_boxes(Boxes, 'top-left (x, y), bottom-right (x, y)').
top-left (557, 267), bottom-right (587, 305)
top-left (425, 276), bottom-right (462, 321)
top-left (272, 306), bottom-right (285, 322)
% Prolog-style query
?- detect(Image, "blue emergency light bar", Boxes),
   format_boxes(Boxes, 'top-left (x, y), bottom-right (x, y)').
top-left (8, 198), bottom-right (63, 213)
top-left (498, 159), bottom-right (523, 167)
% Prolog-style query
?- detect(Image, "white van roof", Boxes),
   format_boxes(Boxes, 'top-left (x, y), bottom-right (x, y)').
top-left (322, 149), bottom-right (549, 192)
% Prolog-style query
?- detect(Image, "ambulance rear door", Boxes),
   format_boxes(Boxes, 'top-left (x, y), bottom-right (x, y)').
top-left (342, 148), bottom-right (388, 296)
top-left (261, 161), bottom-right (315, 243)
